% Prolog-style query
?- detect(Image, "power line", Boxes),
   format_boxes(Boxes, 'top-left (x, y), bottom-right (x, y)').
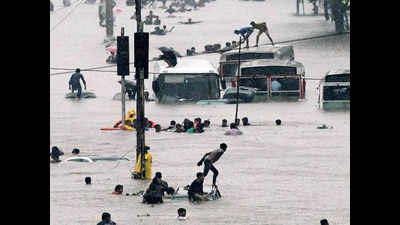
top-left (51, 0), bottom-right (82, 13)
top-left (50, 32), bottom-right (349, 76)
top-left (50, 0), bottom-right (86, 33)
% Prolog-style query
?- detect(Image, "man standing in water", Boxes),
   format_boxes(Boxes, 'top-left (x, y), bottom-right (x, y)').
top-left (196, 143), bottom-right (228, 187)
top-left (69, 68), bottom-right (87, 98)
top-left (250, 21), bottom-right (275, 47)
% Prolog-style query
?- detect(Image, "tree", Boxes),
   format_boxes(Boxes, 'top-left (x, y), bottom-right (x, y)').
top-left (328, 0), bottom-right (349, 33)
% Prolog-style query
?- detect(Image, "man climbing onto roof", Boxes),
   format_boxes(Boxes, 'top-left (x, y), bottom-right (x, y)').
top-left (234, 26), bottom-right (254, 48)
top-left (250, 21), bottom-right (275, 47)
top-left (196, 143), bottom-right (228, 187)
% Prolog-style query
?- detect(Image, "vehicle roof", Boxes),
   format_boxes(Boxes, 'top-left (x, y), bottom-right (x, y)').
top-left (240, 59), bottom-right (302, 68)
top-left (326, 69), bottom-right (350, 76)
top-left (220, 44), bottom-right (293, 58)
top-left (158, 58), bottom-right (218, 74)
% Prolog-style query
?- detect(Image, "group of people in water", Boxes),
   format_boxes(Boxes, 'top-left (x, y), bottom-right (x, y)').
top-left (153, 117), bottom-right (211, 133)
top-left (139, 142), bottom-right (226, 205)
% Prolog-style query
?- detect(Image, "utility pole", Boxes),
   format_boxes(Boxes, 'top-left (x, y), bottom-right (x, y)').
top-left (134, 0), bottom-right (148, 179)
top-left (105, 0), bottom-right (114, 39)
top-left (116, 28), bottom-right (130, 127)
top-left (234, 36), bottom-right (242, 125)
top-left (120, 28), bottom-right (126, 128)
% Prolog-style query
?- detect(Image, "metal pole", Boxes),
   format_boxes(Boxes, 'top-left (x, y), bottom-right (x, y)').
top-left (135, 0), bottom-right (146, 179)
top-left (120, 28), bottom-right (126, 128)
top-left (234, 36), bottom-right (242, 124)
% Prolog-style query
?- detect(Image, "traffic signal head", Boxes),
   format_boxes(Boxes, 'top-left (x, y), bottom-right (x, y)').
top-left (134, 32), bottom-right (149, 79)
top-left (117, 36), bottom-right (130, 76)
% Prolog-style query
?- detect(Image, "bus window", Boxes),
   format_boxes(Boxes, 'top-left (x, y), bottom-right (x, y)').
top-left (270, 77), bottom-right (300, 97)
top-left (242, 66), bottom-right (297, 76)
top-left (323, 86), bottom-right (350, 101)
top-left (222, 63), bottom-right (238, 78)
top-left (239, 77), bottom-right (268, 91)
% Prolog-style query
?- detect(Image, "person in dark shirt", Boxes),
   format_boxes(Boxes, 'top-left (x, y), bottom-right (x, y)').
top-left (197, 143), bottom-right (228, 187)
top-left (142, 172), bottom-right (174, 204)
top-left (68, 68), bottom-right (87, 98)
top-left (97, 212), bottom-right (116, 225)
top-left (50, 146), bottom-right (64, 163)
top-left (188, 172), bottom-right (208, 202)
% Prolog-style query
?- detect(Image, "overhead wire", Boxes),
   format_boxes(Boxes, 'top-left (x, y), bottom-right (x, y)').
top-left (51, 0), bottom-right (82, 13)
top-left (50, 0), bottom-right (86, 33)
top-left (50, 32), bottom-right (349, 77)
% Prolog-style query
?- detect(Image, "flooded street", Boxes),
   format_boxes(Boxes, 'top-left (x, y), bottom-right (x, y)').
top-left (50, 0), bottom-right (349, 224)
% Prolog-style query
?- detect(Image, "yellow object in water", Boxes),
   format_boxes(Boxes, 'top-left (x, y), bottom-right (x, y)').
top-left (134, 152), bottom-right (152, 180)
top-left (126, 109), bottom-right (136, 123)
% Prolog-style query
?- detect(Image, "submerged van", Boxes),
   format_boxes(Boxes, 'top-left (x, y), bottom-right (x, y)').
top-left (318, 69), bottom-right (350, 110)
top-left (152, 58), bottom-right (221, 103)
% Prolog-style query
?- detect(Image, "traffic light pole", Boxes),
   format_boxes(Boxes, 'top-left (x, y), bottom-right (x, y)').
top-left (120, 28), bottom-right (126, 128)
top-left (135, 0), bottom-right (146, 179)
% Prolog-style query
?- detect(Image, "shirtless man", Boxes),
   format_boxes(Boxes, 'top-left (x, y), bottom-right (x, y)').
top-left (196, 143), bottom-right (228, 187)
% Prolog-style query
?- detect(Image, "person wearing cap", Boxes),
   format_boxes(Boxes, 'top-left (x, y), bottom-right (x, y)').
top-left (68, 68), bottom-right (87, 98)
top-left (97, 212), bottom-right (116, 225)
top-left (196, 143), bottom-right (228, 187)
top-left (250, 21), bottom-right (274, 47)
top-left (188, 172), bottom-right (208, 202)
top-left (142, 172), bottom-right (174, 204)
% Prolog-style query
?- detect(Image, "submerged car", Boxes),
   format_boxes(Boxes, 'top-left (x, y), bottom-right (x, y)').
top-left (318, 69), bottom-right (350, 110)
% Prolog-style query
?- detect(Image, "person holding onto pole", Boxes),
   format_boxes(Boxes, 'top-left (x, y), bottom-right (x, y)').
top-left (196, 143), bottom-right (228, 187)
top-left (250, 21), bottom-right (275, 47)
top-left (69, 68), bottom-right (87, 98)
top-left (234, 26), bottom-right (254, 48)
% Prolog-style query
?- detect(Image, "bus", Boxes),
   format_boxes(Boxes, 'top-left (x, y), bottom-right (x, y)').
top-left (218, 45), bottom-right (295, 87)
top-left (223, 59), bottom-right (306, 101)
top-left (152, 58), bottom-right (221, 103)
top-left (318, 69), bottom-right (350, 110)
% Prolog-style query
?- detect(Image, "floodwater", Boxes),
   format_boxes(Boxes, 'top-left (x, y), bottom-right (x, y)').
top-left (50, 0), bottom-right (350, 224)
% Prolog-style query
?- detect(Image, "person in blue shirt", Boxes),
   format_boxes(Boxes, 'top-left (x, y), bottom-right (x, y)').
top-left (271, 79), bottom-right (282, 92)
top-left (234, 27), bottom-right (254, 48)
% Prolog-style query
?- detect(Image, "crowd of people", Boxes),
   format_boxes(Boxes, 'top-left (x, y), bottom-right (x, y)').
top-left (154, 118), bottom-right (211, 133)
